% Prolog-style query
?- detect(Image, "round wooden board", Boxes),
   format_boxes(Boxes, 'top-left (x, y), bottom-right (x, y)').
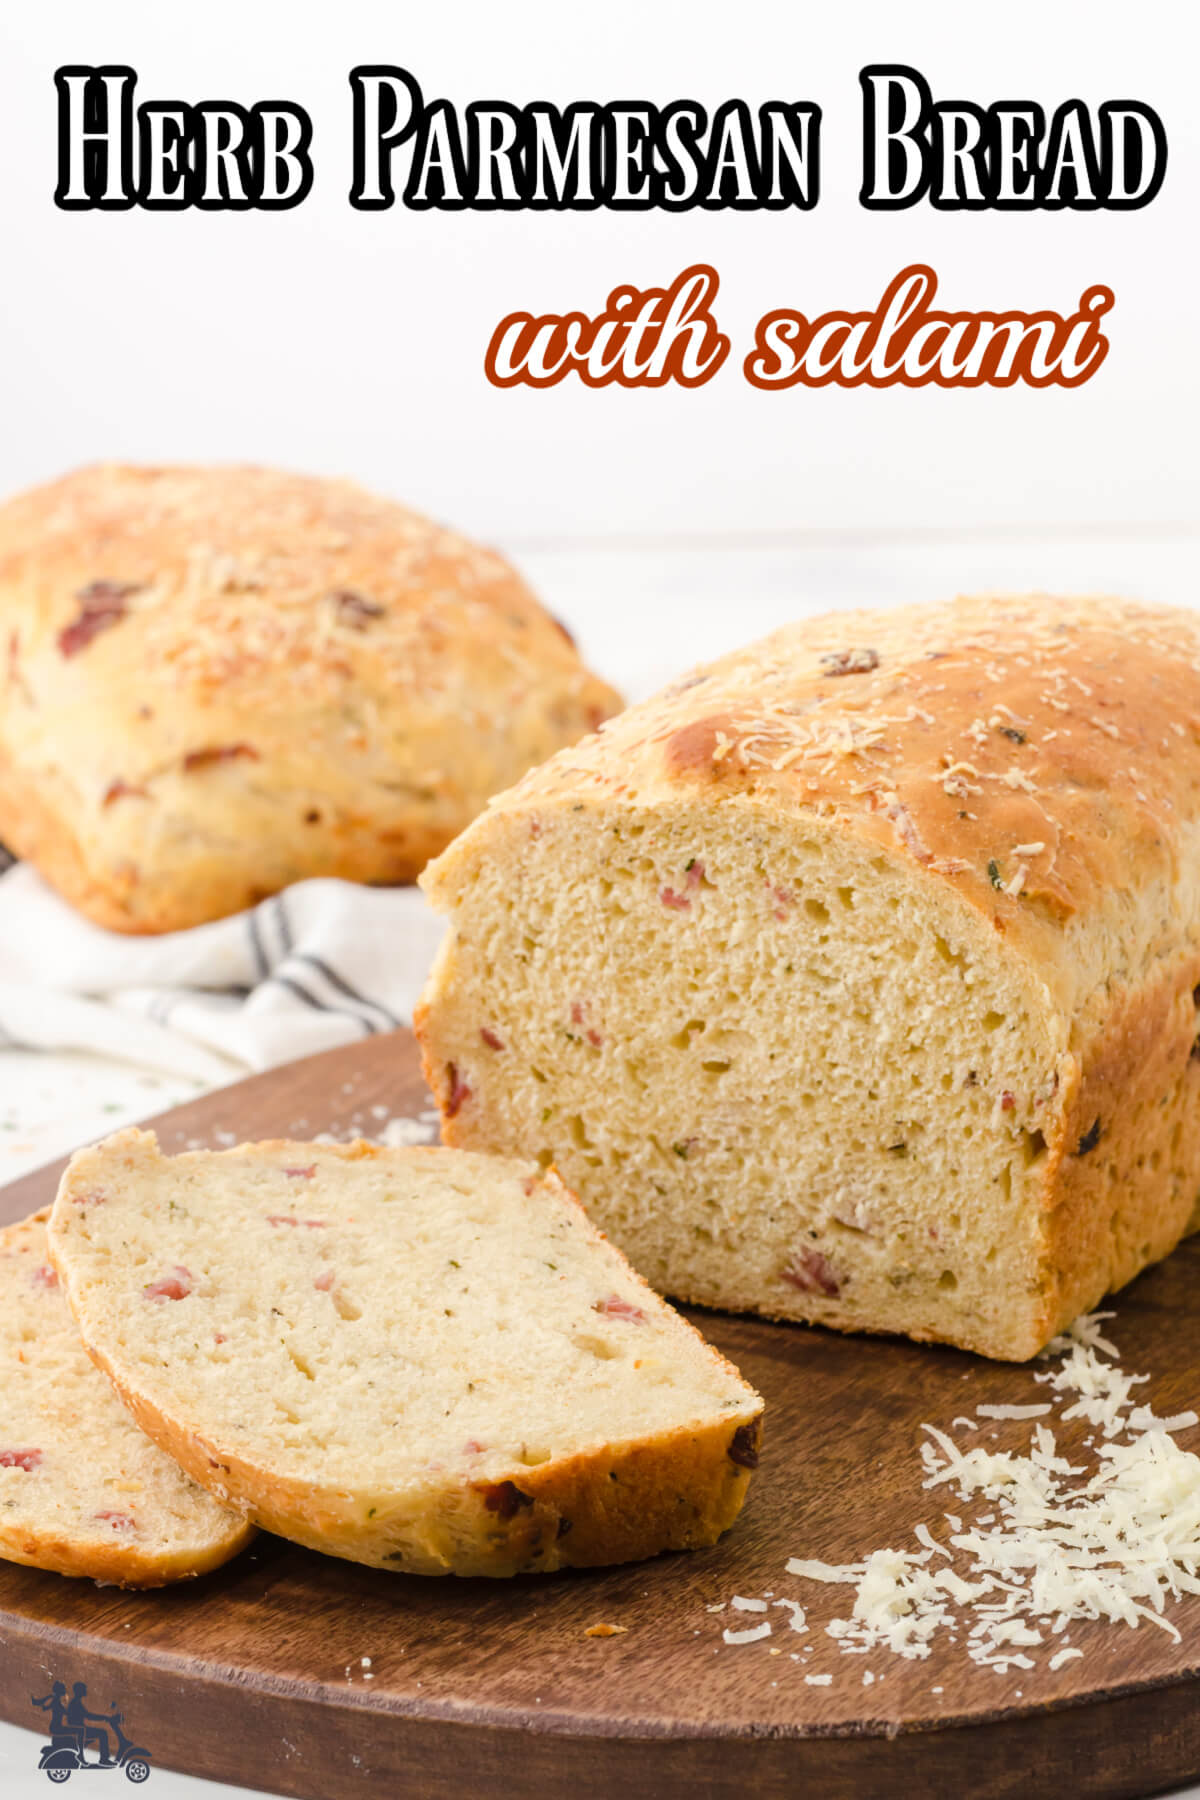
top-left (1, 1030), bottom-right (1198, 1800)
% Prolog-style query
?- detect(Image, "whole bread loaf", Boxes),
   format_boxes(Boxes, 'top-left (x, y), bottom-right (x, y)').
top-left (0, 464), bottom-right (620, 931)
top-left (0, 1209), bottom-right (252, 1585)
top-left (49, 1131), bottom-right (762, 1576)
top-left (417, 595), bottom-right (1200, 1361)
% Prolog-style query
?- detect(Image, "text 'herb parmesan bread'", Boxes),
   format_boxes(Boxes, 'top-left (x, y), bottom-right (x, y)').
top-left (48, 1131), bottom-right (763, 1576)
top-left (0, 464), bottom-right (621, 932)
top-left (0, 1209), bottom-right (253, 1586)
top-left (416, 595), bottom-right (1200, 1363)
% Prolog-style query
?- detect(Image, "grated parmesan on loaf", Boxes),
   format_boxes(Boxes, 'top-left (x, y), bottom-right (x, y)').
top-left (720, 1314), bottom-right (1200, 1676)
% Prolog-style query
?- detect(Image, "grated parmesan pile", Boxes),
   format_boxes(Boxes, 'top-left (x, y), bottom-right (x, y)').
top-left (723, 1314), bottom-right (1200, 1675)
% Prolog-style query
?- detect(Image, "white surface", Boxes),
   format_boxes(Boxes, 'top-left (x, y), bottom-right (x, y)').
top-left (0, 1727), bottom-right (263, 1800)
top-left (2, 535), bottom-right (1200, 1798)
top-left (0, 0), bottom-right (1196, 541)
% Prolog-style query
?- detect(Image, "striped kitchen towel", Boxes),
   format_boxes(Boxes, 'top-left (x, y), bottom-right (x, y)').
top-left (0, 862), bottom-right (447, 1082)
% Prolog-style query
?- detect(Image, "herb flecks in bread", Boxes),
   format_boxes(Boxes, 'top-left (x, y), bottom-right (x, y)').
top-left (0, 1209), bottom-right (252, 1586)
top-left (416, 595), bottom-right (1200, 1361)
top-left (0, 463), bottom-right (621, 932)
top-left (48, 1131), bottom-right (762, 1577)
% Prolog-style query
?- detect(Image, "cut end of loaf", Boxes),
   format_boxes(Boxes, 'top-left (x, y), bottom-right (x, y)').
top-left (48, 1131), bottom-right (762, 1576)
top-left (418, 799), bottom-right (1074, 1361)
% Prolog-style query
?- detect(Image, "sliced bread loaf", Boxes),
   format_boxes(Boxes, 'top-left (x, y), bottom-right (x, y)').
top-left (415, 595), bottom-right (1200, 1361)
top-left (0, 1208), bottom-right (253, 1586)
top-left (48, 1130), bottom-right (762, 1577)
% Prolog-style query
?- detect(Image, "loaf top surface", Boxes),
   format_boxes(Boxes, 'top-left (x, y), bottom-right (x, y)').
top-left (0, 463), bottom-right (613, 720)
top-left (48, 1132), bottom-right (761, 1498)
top-left (426, 595), bottom-right (1200, 1000)
top-left (0, 463), bottom-right (621, 929)
top-left (0, 1209), bottom-right (252, 1585)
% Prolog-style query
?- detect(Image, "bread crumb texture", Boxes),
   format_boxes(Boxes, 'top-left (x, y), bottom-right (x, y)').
top-left (48, 1130), bottom-right (762, 1577)
top-left (0, 463), bottom-right (621, 931)
top-left (0, 1208), bottom-right (252, 1586)
top-left (417, 595), bottom-right (1200, 1360)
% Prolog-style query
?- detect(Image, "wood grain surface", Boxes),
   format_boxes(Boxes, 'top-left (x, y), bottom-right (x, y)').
top-left (0, 1029), bottom-right (1197, 1800)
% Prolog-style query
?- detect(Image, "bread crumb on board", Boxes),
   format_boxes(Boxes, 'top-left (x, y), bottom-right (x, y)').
top-left (584, 1622), bottom-right (629, 1638)
top-left (377, 1112), bottom-right (443, 1148)
top-left (182, 1108), bottom-right (443, 1157)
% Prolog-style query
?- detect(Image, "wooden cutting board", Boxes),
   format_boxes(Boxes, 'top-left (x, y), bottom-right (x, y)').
top-left (1, 1029), bottom-right (1198, 1800)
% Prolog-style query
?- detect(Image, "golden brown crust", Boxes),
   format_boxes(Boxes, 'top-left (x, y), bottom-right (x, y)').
top-left (75, 1357), bottom-right (759, 1578)
top-left (1036, 955), bottom-right (1200, 1346)
top-left (0, 1513), bottom-right (252, 1589)
top-left (447, 594), bottom-right (1200, 1000)
top-left (0, 464), bottom-right (621, 932)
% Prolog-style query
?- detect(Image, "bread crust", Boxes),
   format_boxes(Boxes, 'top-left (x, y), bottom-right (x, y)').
top-left (0, 1209), bottom-right (254, 1587)
top-left (48, 1132), bottom-right (762, 1576)
top-left (426, 594), bottom-right (1200, 978)
top-left (0, 1511), bottom-right (252, 1589)
top-left (1035, 955), bottom-right (1200, 1348)
top-left (0, 464), bottom-right (621, 932)
top-left (418, 596), bottom-right (1200, 1360)
top-left (64, 1359), bottom-right (758, 1578)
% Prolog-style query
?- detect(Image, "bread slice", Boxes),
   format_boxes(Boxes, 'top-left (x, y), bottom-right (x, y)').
top-left (48, 1130), bottom-right (763, 1577)
top-left (0, 1208), bottom-right (253, 1586)
top-left (415, 595), bottom-right (1200, 1362)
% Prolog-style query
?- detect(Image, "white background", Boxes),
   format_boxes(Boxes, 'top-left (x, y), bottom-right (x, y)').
top-left (0, 0), bottom-right (1195, 547)
top-left (1, 3), bottom-right (1198, 1796)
